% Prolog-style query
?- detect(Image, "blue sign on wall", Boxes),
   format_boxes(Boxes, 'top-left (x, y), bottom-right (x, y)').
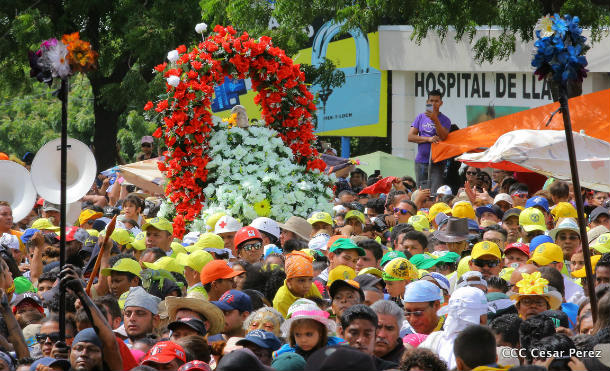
top-left (211, 77), bottom-right (248, 112)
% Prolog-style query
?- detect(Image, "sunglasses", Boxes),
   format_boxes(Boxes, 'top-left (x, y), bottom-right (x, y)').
top-left (393, 208), bottom-right (412, 215)
top-left (512, 193), bottom-right (528, 198)
top-left (36, 332), bottom-right (62, 343)
top-left (558, 234), bottom-right (579, 241)
top-left (466, 171), bottom-right (478, 176)
top-left (242, 242), bottom-right (262, 251)
top-left (472, 259), bottom-right (500, 268)
top-left (141, 143), bottom-right (152, 147)
top-left (404, 310), bottom-right (425, 317)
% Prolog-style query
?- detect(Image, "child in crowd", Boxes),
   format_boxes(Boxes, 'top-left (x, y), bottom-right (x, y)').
top-left (273, 251), bottom-right (322, 317)
top-left (273, 299), bottom-right (345, 360)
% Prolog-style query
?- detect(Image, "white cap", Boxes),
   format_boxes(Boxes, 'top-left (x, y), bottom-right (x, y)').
top-left (214, 215), bottom-right (242, 234)
top-left (436, 185), bottom-right (453, 196)
top-left (493, 193), bottom-right (513, 206)
top-left (250, 217), bottom-right (280, 239)
top-left (308, 234), bottom-right (330, 251)
top-left (0, 233), bottom-right (20, 250)
top-left (182, 231), bottom-right (201, 246)
top-left (333, 205), bottom-right (348, 215)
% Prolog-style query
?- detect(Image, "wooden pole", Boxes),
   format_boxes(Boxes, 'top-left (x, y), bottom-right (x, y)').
top-left (85, 215), bottom-right (117, 296)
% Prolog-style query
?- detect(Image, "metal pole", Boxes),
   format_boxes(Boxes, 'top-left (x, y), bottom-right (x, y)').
top-left (558, 83), bottom-right (597, 322)
top-left (59, 78), bottom-right (68, 340)
top-left (341, 136), bottom-right (351, 158)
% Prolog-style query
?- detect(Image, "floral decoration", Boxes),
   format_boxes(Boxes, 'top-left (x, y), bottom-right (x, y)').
top-left (145, 25), bottom-right (328, 237)
top-left (532, 14), bottom-right (588, 83)
top-left (515, 272), bottom-right (549, 295)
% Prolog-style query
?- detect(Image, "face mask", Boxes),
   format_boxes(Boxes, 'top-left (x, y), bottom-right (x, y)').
top-left (510, 263), bottom-right (520, 269)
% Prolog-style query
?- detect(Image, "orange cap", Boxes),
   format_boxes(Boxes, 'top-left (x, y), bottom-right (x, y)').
top-left (200, 260), bottom-right (243, 285)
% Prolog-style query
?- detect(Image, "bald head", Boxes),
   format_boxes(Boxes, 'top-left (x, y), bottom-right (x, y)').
top-left (509, 264), bottom-right (538, 285)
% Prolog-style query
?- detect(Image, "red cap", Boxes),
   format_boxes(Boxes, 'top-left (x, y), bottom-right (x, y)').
top-left (504, 242), bottom-right (530, 257)
top-left (65, 226), bottom-right (79, 242)
top-left (36, 198), bottom-right (45, 207)
top-left (233, 226), bottom-right (262, 249)
top-left (142, 341), bottom-right (186, 365)
top-left (200, 260), bottom-right (243, 285)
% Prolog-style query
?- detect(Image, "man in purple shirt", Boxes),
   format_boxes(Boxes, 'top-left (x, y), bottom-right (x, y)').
top-left (408, 89), bottom-right (451, 194)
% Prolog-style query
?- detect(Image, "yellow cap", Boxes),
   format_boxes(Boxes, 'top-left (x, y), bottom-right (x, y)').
top-left (471, 241), bottom-right (502, 260)
top-left (358, 267), bottom-right (384, 279)
top-left (206, 212), bottom-right (226, 230)
top-left (187, 232), bottom-right (224, 252)
top-left (457, 256), bottom-right (472, 278)
top-left (452, 201), bottom-right (476, 220)
top-left (591, 233), bottom-right (610, 254)
top-left (170, 242), bottom-right (187, 257)
top-left (101, 258), bottom-right (142, 278)
top-left (131, 232), bottom-right (147, 251)
top-left (327, 265), bottom-right (356, 287)
top-left (428, 202), bottom-right (451, 222)
top-left (345, 210), bottom-right (365, 224)
top-left (519, 207), bottom-right (547, 232)
top-left (142, 217), bottom-right (173, 235)
top-left (86, 229), bottom-right (100, 237)
top-left (528, 242), bottom-right (564, 266)
top-left (105, 229), bottom-right (134, 246)
top-left (143, 256), bottom-right (184, 274)
top-left (175, 250), bottom-right (213, 273)
top-left (551, 202), bottom-right (577, 221)
top-left (31, 218), bottom-right (60, 232)
top-left (572, 255), bottom-right (602, 278)
top-left (307, 212), bottom-right (333, 225)
top-left (78, 209), bottom-right (103, 227)
top-left (383, 258), bottom-right (418, 281)
top-left (408, 215), bottom-right (430, 232)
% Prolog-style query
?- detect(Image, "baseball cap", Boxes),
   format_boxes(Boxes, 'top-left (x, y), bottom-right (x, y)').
top-left (107, 228), bottom-right (134, 246)
top-left (329, 279), bottom-right (365, 302)
top-left (504, 242), bottom-right (530, 257)
top-left (20, 228), bottom-right (40, 244)
top-left (31, 218), bottom-right (60, 232)
top-left (189, 232), bottom-right (224, 252)
top-left (436, 185), bottom-right (453, 196)
top-left (214, 215), bottom-right (242, 234)
top-left (143, 256), bottom-right (184, 274)
top-left (475, 205), bottom-right (503, 219)
top-left (590, 207), bottom-right (610, 223)
top-left (11, 292), bottom-right (44, 313)
top-left (101, 258), bottom-right (142, 278)
top-left (62, 227), bottom-right (79, 242)
top-left (236, 330), bottom-right (282, 351)
top-left (168, 317), bottom-right (207, 336)
top-left (327, 265), bottom-right (356, 287)
top-left (526, 196), bottom-right (550, 213)
top-left (380, 251), bottom-right (407, 267)
top-left (13, 276), bottom-right (36, 294)
top-left (591, 233), bottom-right (610, 254)
top-left (383, 258), bottom-right (418, 281)
top-left (572, 255), bottom-right (602, 278)
top-left (272, 353), bottom-right (306, 371)
top-left (142, 217), bottom-right (173, 234)
top-left (42, 201), bottom-right (60, 212)
top-left (551, 202), bottom-right (577, 220)
top-left (0, 233), bottom-right (20, 250)
top-left (200, 260), bottom-right (243, 285)
top-left (141, 135), bottom-right (154, 144)
top-left (30, 358), bottom-right (70, 371)
top-left (344, 210), bottom-right (365, 224)
top-left (353, 273), bottom-right (385, 291)
top-left (328, 238), bottom-right (365, 256)
top-left (408, 215), bottom-right (430, 232)
top-left (428, 202), bottom-right (451, 222)
top-left (493, 193), bottom-right (513, 206)
top-left (471, 241), bottom-right (502, 260)
top-left (502, 208), bottom-right (521, 222)
top-left (307, 212), bottom-right (333, 225)
top-left (142, 341), bottom-right (187, 365)
top-left (452, 201), bottom-right (476, 220)
top-left (402, 280), bottom-right (442, 303)
top-left (131, 232), bottom-right (147, 251)
top-left (529, 235), bottom-right (554, 253)
top-left (519, 207), bottom-right (547, 232)
top-left (212, 289), bottom-right (253, 313)
top-left (175, 251), bottom-right (213, 273)
top-left (528, 242), bottom-right (564, 266)
top-left (78, 209), bottom-right (103, 226)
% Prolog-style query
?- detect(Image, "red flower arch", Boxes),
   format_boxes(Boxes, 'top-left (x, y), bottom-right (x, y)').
top-left (144, 25), bottom-right (326, 237)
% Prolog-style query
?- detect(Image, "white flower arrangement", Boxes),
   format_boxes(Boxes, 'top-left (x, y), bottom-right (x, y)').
top-left (195, 23), bottom-right (208, 34)
top-left (167, 50), bottom-right (179, 63)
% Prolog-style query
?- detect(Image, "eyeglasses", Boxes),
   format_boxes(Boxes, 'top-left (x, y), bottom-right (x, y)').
top-left (141, 143), bottom-right (152, 147)
top-left (242, 242), bottom-right (262, 251)
top-left (393, 208), bottom-right (412, 215)
top-left (404, 310), bottom-right (425, 317)
top-left (519, 297), bottom-right (547, 307)
top-left (472, 259), bottom-right (500, 268)
top-left (466, 171), bottom-right (478, 176)
top-left (558, 234), bottom-right (580, 241)
top-left (35, 332), bottom-right (62, 343)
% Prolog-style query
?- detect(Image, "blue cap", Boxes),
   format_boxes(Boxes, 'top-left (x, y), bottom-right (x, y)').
top-left (425, 272), bottom-right (450, 293)
top-left (212, 289), bottom-right (253, 313)
top-left (402, 280), bottom-right (442, 303)
top-left (30, 357), bottom-right (70, 371)
top-left (21, 228), bottom-right (40, 244)
top-left (236, 329), bottom-right (282, 351)
top-left (526, 196), bottom-right (550, 213)
top-left (466, 218), bottom-right (480, 231)
top-left (529, 235), bottom-right (554, 253)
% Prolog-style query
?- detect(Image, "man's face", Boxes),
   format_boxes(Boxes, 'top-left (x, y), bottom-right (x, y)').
top-left (502, 216), bottom-right (522, 243)
top-left (43, 210), bottom-right (60, 225)
top-left (345, 217), bottom-right (363, 234)
top-left (70, 342), bottom-right (103, 371)
top-left (109, 272), bottom-right (136, 298)
top-left (401, 239), bottom-right (425, 256)
top-left (483, 230), bottom-right (506, 250)
top-left (145, 227), bottom-right (172, 250)
top-left (374, 313), bottom-right (399, 358)
top-left (363, 289), bottom-right (384, 306)
top-left (426, 94), bottom-right (442, 110)
top-left (593, 215), bottom-right (610, 230)
top-left (447, 240), bottom-right (468, 255)
top-left (170, 324), bottom-right (200, 341)
top-left (222, 309), bottom-right (244, 334)
top-left (124, 306), bottom-right (155, 339)
top-left (237, 239), bottom-right (264, 264)
top-left (350, 173), bottom-right (364, 187)
top-left (596, 266), bottom-right (610, 286)
top-left (504, 250), bottom-right (529, 268)
top-left (556, 230), bottom-right (580, 260)
top-left (39, 320), bottom-right (60, 357)
top-left (212, 278), bottom-right (236, 298)
top-left (331, 288), bottom-right (361, 318)
top-left (469, 254), bottom-right (503, 279)
top-left (384, 279), bottom-right (407, 298)
top-left (403, 301), bottom-right (439, 335)
top-left (511, 192), bottom-right (528, 207)
top-left (342, 319), bottom-right (376, 355)
top-left (356, 249), bottom-right (378, 272)
top-left (394, 201), bottom-right (415, 224)
top-left (0, 206), bottom-right (13, 231)
top-left (480, 212), bottom-right (500, 224)
top-left (492, 169), bottom-right (507, 183)
top-left (219, 232), bottom-right (237, 252)
top-left (517, 296), bottom-right (549, 320)
top-left (592, 192), bottom-right (608, 207)
top-left (330, 250), bottom-right (359, 270)
top-left (14, 301), bottom-right (43, 328)
top-left (145, 360), bottom-right (183, 371)
top-left (37, 280), bottom-right (55, 297)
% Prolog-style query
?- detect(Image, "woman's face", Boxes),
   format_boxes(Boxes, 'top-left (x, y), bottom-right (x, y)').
top-left (0, 260), bottom-right (13, 291)
top-left (233, 264), bottom-right (246, 290)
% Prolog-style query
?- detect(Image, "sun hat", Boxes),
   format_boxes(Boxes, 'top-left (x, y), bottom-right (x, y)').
top-left (142, 217), bottom-right (173, 234)
top-left (591, 233), bottom-right (610, 253)
top-left (250, 217), bottom-right (281, 239)
top-left (423, 272), bottom-right (451, 293)
top-left (380, 251), bottom-right (407, 267)
top-left (236, 330), bottom-right (282, 351)
top-left (528, 242), bottom-right (564, 266)
top-left (307, 212), bottom-right (333, 226)
top-left (212, 289), bottom-right (253, 313)
top-left (278, 216), bottom-right (312, 242)
top-left (142, 341), bottom-right (187, 366)
top-left (471, 241), bottom-right (502, 260)
top-left (78, 209), bottom-right (103, 226)
top-left (280, 300), bottom-right (336, 337)
top-left (493, 193), bottom-right (513, 206)
top-left (329, 279), bottom-right (365, 302)
top-left (175, 251), bottom-right (213, 273)
top-left (383, 257), bottom-right (418, 281)
top-left (123, 286), bottom-right (162, 314)
top-left (504, 242), bottom-right (530, 257)
top-left (214, 215), bottom-right (243, 234)
top-left (13, 277), bottom-right (36, 295)
top-left (588, 225), bottom-right (609, 244)
top-left (452, 201), bottom-right (476, 220)
top-left (437, 286), bottom-right (489, 331)
top-left (402, 280), bottom-right (442, 303)
top-left (168, 317), bottom-right (207, 336)
top-left (101, 258), bottom-right (142, 278)
top-left (509, 271), bottom-right (562, 310)
top-left (408, 215), bottom-right (430, 232)
top-left (165, 292), bottom-right (224, 335)
top-left (285, 251), bottom-right (314, 279)
top-left (519, 207), bottom-right (547, 232)
top-left (433, 217), bottom-right (470, 243)
top-left (436, 185), bottom-right (453, 196)
top-left (200, 260), bottom-right (243, 285)
top-left (327, 265), bottom-right (356, 287)
top-left (328, 238), bottom-right (365, 256)
top-left (526, 196), bottom-right (550, 213)
top-left (572, 254), bottom-right (602, 278)
top-left (428, 202), bottom-right (451, 222)
top-left (143, 256), bottom-right (184, 274)
top-left (549, 217), bottom-right (580, 241)
top-left (31, 218), bottom-right (60, 232)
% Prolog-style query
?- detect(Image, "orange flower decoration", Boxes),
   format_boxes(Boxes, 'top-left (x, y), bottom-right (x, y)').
top-left (62, 32), bottom-right (98, 73)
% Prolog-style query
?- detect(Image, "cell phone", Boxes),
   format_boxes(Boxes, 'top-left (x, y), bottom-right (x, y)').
top-left (426, 103), bottom-right (433, 112)
top-left (419, 180), bottom-right (430, 190)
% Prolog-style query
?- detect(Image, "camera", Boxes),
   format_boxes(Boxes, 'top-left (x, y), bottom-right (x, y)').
top-left (372, 216), bottom-right (388, 233)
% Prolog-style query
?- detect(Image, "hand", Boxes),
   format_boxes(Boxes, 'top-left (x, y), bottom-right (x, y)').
top-left (414, 188), bottom-right (431, 207)
top-left (464, 181), bottom-right (476, 204)
top-left (555, 326), bottom-right (574, 337)
top-left (51, 341), bottom-right (70, 359)
top-left (18, 263), bottom-right (30, 272)
top-left (60, 265), bottom-right (85, 296)
top-left (568, 356), bottom-right (587, 371)
top-left (425, 110), bottom-right (439, 122)
top-left (340, 225), bottom-right (354, 236)
top-left (384, 214), bottom-right (396, 228)
top-left (532, 357), bottom-right (554, 369)
top-left (32, 231), bottom-right (45, 247)
top-left (475, 188), bottom-right (494, 205)
top-left (392, 178), bottom-right (405, 191)
top-left (102, 177), bottom-right (110, 188)
top-left (428, 135), bottom-right (440, 143)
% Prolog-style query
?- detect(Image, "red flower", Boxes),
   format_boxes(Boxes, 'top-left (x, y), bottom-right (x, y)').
top-left (177, 45), bottom-right (187, 54)
top-left (143, 101), bottom-right (154, 111)
top-left (191, 60), bottom-right (202, 70)
top-left (154, 62), bottom-right (167, 72)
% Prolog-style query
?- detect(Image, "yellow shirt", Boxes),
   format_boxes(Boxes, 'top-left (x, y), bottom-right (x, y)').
top-left (272, 281), bottom-right (322, 318)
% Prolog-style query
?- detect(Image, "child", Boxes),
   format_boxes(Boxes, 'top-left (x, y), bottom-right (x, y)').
top-left (273, 251), bottom-right (322, 317)
top-left (121, 194), bottom-right (143, 226)
top-left (273, 299), bottom-right (345, 360)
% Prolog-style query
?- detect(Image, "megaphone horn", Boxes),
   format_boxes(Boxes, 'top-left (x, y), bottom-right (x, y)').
top-left (0, 161), bottom-right (37, 223)
top-left (31, 137), bottom-right (97, 204)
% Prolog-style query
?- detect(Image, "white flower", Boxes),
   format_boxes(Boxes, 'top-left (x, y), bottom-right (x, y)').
top-left (167, 75), bottom-right (180, 87)
top-left (167, 50), bottom-right (179, 63)
top-left (195, 23), bottom-right (208, 34)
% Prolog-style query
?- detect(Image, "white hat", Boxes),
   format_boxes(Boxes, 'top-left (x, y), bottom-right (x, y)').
top-left (0, 233), bottom-right (20, 250)
top-left (437, 286), bottom-right (488, 326)
top-left (436, 185), bottom-right (453, 196)
top-left (250, 217), bottom-right (280, 239)
top-left (493, 193), bottom-right (513, 206)
top-left (333, 205), bottom-right (348, 215)
top-left (182, 231), bottom-right (201, 246)
top-left (308, 234), bottom-right (330, 251)
top-left (214, 215), bottom-right (242, 234)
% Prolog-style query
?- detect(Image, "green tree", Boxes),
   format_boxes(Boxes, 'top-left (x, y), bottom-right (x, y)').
top-left (0, 1), bottom-right (203, 170)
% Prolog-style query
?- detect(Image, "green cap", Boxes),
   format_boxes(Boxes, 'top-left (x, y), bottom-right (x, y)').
top-left (410, 252), bottom-right (460, 270)
top-left (380, 251), bottom-right (407, 267)
top-left (142, 217), bottom-right (173, 234)
top-left (101, 258), bottom-right (142, 278)
top-left (14, 276), bottom-right (36, 294)
top-left (329, 238), bottom-right (365, 256)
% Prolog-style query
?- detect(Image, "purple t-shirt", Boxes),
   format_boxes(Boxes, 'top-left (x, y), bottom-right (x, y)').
top-left (411, 112), bottom-right (451, 163)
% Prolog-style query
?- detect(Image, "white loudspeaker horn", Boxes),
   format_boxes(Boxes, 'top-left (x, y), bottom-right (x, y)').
top-left (31, 138), bottom-right (97, 204)
top-left (66, 201), bottom-right (81, 226)
top-left (0, 161), bottom-right (37, 223)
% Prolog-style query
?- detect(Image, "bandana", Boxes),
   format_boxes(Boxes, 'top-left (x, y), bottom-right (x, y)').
top-left (285, 251), bottom-right (314, 279)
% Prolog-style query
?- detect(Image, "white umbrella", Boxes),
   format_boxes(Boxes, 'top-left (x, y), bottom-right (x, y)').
top-left (458, 129), bottom-right (610, 192)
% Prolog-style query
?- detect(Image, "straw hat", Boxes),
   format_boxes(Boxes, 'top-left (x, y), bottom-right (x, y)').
top-left (509, 272), bottom-right (562, 310)
top-left (165, 292), bottom-right (225, 335)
